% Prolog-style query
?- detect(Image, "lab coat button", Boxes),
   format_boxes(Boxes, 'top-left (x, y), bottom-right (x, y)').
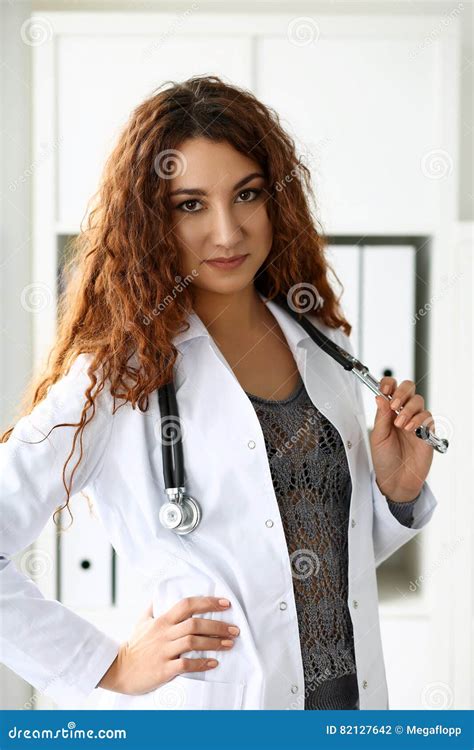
top-left (291, 684), bottom-right (299, 694)
top-left (347, 440), bottom-right (352, 449)
top-left (362, 680), bottom-right (368, 689)
top-left (351, 518), bottom-right (356, 527)
top-left (265, 519), bottom-right (274, 528)
top-left (353, 599), bottom-right (358, 608)
top-left (248, 440), bottom-right (256, 449)
top-left (279, 601), bottom-right (287, 610)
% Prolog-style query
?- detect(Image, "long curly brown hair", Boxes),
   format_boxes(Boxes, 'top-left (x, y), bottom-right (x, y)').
top-left (1, 74), bottom-right (351, 526)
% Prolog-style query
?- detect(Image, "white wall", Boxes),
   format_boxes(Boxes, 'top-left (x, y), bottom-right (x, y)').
top-left (2, 1), bottom-right (471, 423)
top-left (0, 0), bottom-right (35, 709)
top-left (29, 0), bottom-right (474, 221)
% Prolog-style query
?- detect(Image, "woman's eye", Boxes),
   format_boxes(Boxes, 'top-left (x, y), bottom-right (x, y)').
top-left (177, 199), bottom-right (201, 213)
top-left (176, 188), bottom-right (261, 214)
top-left (236, 188), bottom-right (261, 202)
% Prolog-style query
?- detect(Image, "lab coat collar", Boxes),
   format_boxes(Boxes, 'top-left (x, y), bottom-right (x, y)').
top-left (172, 291), bottom-right (314, 352)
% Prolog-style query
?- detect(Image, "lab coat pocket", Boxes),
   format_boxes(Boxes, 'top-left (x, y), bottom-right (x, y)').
top-left (107, 674), bottom-right (246, 710)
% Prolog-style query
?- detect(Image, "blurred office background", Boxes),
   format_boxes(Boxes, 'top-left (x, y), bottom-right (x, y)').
top-left (0, 0), bottom-right (472, 710)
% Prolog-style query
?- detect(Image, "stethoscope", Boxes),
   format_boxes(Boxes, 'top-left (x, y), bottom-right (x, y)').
top-left (157, 292), bottom-right (449, 535)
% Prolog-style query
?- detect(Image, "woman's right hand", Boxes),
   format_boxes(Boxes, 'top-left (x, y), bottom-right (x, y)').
top-left (97, 596), bottom-right (240, 696)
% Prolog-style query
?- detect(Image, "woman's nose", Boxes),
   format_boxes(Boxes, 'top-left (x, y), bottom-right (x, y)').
top-left (209, 205), bottom-right (245, 248)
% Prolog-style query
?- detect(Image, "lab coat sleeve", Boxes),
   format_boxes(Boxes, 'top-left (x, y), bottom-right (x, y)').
top-left (0, 354), bottom-right (121, 707)
top-left (386, 494), bottom-right (419, 527)
top-left (334, 329), bottom-right (438, 568)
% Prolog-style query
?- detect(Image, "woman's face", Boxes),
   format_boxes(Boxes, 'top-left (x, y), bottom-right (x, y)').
top-left (168, 137), bottom-right (273, 296)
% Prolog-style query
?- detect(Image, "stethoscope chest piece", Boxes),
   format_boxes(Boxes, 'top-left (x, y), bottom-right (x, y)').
top-left (159, 488), bottom-right (202, 535)
top-left (158, 381), bottom-right (202, 535)
top-left (156, 293), bottom-right (449, 539)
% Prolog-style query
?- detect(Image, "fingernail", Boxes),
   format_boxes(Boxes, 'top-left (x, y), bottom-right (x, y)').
top-left (404, 421), bottom-right (415, 431)
top-left (228, 626), bottom-right (240, 635)
top-left (221, 640), bottom-right (234, 647)
top-left (394, 415), bottom-right (406, 427)
top-left (219, 598), bottom-right (230, 607)
top-left (391, 399), bottom-right (400, 410)
top-left (207, 659), bottom-right (218, 667)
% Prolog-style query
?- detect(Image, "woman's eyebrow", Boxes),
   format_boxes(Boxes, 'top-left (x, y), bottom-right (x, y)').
top-left (169, 171), bottom-right (265, 197)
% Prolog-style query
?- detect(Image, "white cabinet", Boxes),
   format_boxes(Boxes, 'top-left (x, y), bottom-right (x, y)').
top-left (326, 243), bottom-right (360, 347)
top-left (34, 12), bottom-right (459, 236)
top-left (58, 494), bottom-right (112, 608)
top-left (361, 245), bottom-right (416, 420)
top-left (258, 33), bottom-right (446, 234)
top-left (327, 243), bottom-right (416, 425)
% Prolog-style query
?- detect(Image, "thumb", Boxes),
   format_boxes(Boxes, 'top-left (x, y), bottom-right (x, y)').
top-left (372, 394), bottom-right (395, 442)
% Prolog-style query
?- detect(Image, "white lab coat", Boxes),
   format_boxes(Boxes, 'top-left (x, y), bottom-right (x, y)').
top-left (0, 292), bottom-right (438, 710)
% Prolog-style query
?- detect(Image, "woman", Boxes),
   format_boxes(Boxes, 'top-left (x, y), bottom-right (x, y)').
top-left (0, 75), bottom-right (438, 711)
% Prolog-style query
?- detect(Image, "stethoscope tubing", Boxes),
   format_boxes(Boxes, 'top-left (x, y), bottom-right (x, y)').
top-left (274, 292), bottom-right (448, 455)
top-left (157, 382), bottom-right (185, 489)
top-left (158, 292), bottom-right (449, 533)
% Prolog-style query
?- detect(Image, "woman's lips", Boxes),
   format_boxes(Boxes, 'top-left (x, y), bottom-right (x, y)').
top-left (205, 254), bottom-right (249, 270)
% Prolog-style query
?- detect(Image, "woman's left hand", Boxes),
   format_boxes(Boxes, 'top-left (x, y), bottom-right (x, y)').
top-left (370, 377), bottom-right (434, 502)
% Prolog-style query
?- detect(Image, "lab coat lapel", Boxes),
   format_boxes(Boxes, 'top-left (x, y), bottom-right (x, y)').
top-left (171, 292), bottom-right (356, 448)
top-left (264, 296), bottom-right (357, 448)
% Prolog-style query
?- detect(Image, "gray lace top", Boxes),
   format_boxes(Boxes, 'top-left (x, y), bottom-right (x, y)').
top-left (245, 372), bottom-right (418, 710)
